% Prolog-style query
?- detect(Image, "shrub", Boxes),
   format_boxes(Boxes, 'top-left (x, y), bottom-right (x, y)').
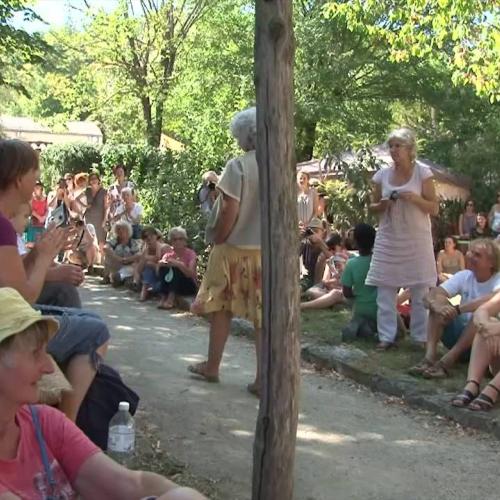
top-left (40, 142), bottom-right (101, 188)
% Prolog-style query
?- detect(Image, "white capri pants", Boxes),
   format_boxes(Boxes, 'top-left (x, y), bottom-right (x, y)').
top-left (377, 286), bottom-right (429, 343)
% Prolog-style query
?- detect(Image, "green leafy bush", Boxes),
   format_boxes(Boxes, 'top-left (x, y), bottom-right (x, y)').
top-left (40, 142), bottom-right (101, 187)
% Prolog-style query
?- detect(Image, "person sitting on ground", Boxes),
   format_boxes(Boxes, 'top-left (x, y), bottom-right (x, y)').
top-left (436, 236), bottom-right (465, 284)
top-left (26, 180), bottom-right (47, 245)
top-left (299, 217), bottom-right (328, 288)
top-left (157, 227), bottom-right (198, 310)
top-left (451, 290), bottom-right (500, 410)
top-left (135, 226), bottom-right (171, 302)
top-left (0, 288), bottom-right (206, 500)
top-left (113, 187), bottom-right (143, 239)
top-left (301, 233), bottom-right (349, 309)
top-left (409, 238), bottom-right (500, 379)
top-left (470, 212), bottom-right (493, 240)
top-left (103, 220), bottom-right (141, 286)
top-left (66, 220), bottom-right (99, 269)
top-left (340, 224), bottom-right (378, 341)
top-left (0, 139), bottom-right (110, 421)
top-left (458, 199), bottom-right (477, 239)
top-left (10, 201), bottom-right (84, 309)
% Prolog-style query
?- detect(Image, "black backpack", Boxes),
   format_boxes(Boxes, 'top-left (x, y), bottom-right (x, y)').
top-left (76, 364), bottom-right (139, 450)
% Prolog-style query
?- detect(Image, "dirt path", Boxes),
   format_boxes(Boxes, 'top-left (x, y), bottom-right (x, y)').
top-left (82, 279), bottom-right (499, 500)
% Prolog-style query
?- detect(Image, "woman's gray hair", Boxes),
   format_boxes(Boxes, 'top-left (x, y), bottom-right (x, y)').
top-left (387, 127), bottom-right (417, 162)
top-left (114, 220), bottom-right (133, 239)
top-left (230, 107), bottom-right (257, 151)
top-left (121, 187), bottom-right (134, 198)
top-left (169, 226), bottom-right (188, 241)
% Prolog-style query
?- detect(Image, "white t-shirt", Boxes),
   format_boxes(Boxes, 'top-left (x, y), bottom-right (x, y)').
top-left (115, 203), bottom-right (143, 224)
top-left (441, 270), bottom-right (500, 319)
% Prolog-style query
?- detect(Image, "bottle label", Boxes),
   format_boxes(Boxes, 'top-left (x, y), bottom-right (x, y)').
top-left (108, 425), bottom-right (135, 453)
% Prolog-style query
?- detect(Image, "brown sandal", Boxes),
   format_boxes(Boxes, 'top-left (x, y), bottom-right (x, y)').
top-left (469, 383), bottom-right (500, 412)
top-left (408, 358), bottom-right (435, 376)
top-left (187, 362), bottom-right (220, 383)
top-left (422, 360), bottom-right (449, 379)
top-left (451, 380), bottom-right (480, 408)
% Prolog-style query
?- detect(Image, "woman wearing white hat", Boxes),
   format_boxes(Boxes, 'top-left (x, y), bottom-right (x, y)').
top-left (0, 288), bottom-right (206, 500)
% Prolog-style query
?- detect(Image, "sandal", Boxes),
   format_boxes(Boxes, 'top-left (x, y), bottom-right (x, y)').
top-left (422, 360), bottom-right (449, 379)
top-left (408, 358), bottom-right (435, 376)
top-left (247, 382), bottom-right (260, 399)
top-left (187, 362), bottom-right (220, 383)
top-left (451, 380), bottom-right (480, 408)
top-left (469, 383), bottom-right (500, 412)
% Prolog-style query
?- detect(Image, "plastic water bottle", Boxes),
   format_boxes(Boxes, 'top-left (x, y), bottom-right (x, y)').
top-left (107, 401), bottom-right (135, 465)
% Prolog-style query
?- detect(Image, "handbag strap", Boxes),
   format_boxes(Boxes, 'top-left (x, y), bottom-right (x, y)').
top-left (29, 405), bottom-right (57, 497)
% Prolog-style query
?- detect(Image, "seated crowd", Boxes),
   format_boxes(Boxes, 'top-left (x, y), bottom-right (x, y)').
top-left (0, 138), bottom-right (206, 498)
top-left (298, 160), bottom-right (500, 411)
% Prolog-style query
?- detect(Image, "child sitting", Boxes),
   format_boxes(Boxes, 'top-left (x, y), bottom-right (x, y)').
top-left (340, 223), bottom-right (377, 341)
top-left (66, 220), bottom-right (99, 269)
top-left (301, 232), bottom-right (349, 308)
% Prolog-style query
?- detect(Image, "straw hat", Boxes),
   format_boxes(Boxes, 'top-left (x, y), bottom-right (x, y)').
top-left (0, 288), bottom-right (59, 344)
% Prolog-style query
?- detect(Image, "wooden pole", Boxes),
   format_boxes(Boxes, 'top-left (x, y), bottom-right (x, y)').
top-left (253, 1), bottom-right (300, 499)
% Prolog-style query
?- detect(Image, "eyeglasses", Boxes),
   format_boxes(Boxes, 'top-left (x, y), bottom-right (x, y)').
top-left (64, 177), bottom-right (73, 181)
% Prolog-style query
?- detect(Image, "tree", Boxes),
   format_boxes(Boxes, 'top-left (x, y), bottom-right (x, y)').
top-left (253, 1), bottom-right (300, 498)
top-left (83, 0), bottom-right (211, 146)
top-left (324, 0), bottom-right (500, 102)
top-left (0, 0), bottom-right (50, 95)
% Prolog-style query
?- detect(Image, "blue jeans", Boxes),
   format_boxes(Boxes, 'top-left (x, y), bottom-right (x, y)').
top-left (441, 314), bottom-right (471, 362)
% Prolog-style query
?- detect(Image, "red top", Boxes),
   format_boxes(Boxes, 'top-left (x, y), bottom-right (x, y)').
top-left (31, 198), bottom-right (48, 227)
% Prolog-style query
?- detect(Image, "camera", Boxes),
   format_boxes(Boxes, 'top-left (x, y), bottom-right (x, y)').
top-left (208, 182), bottom-right (216, 191)
top-left (389, 190), bottom-right (399, 201)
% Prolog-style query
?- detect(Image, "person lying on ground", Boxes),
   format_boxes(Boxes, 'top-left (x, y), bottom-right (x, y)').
top-left (409, 238), bottom-right (500, 379)
top-left (300, 232), bottom-right (350, 311)
top-left (0, 288), bottom-right (207, 500)
top-left (340, 223), bottom-right (378, 341)
top-left (451, 290), bottom-right (500, 411)
top-left (436, 236), bottom-right (465, 284)
top-left (10, 201), bottom-right (84, 309)
top-left (103, 220), bottom-right (141, 286)
top-left (157, 227), bottom-right (197, 310)
top-left (135, 226), bottom-right (172, 301)
top-left (0, 139), bottom-right (110, 421)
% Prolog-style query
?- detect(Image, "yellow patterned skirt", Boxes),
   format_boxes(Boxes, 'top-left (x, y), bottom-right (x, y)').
top-left (193, 243), bottom-right (262, 328)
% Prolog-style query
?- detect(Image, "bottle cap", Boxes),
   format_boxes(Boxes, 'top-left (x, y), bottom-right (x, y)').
top-left (119, 401), bottom-right (130, 412)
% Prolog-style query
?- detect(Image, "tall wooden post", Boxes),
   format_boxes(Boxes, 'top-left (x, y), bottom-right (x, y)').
top-left (253, 1), bottom-right (300, 499)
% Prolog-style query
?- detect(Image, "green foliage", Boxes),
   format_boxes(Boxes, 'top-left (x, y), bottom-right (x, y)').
top-left (433, 198), bottom-right (464, 248)
top-left (324, 0), bottom-right (500, 102)
top-left (0, 0), bottom-right (50, 95)
top-left (40, 142), bottom-right (102, 187)
top-left (324, 148), bottom-right (381, 230)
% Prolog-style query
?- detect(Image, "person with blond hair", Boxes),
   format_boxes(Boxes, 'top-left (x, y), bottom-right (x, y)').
top-left (409, 239), bottom-right (500, 378)
top-left (0, 288), bottom-right (206, 500)
top-left (366, 127), bottom-right (439, 350)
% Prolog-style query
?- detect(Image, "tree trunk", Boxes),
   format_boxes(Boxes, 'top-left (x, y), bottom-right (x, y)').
top-left (253, 2), bottom-right (300, 500)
